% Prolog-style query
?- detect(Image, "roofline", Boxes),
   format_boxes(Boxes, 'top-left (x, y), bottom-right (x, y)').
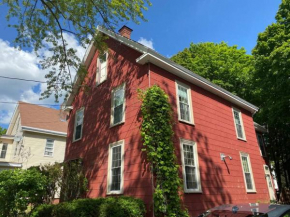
top-left (0, 135), bottom-right (14, 140)
top-left (64, 26), bottom-right (259, 114)
top-left (254, 122), bottom-right (268, 133)
top-left (22, 126), bottom-right (67, 137)
top-left (6, 104), bottom-right (20, 135)
top-left (0, 162), bottom-right (22, 168)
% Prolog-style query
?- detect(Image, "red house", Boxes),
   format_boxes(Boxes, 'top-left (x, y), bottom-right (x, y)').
top-left (63, 26), bottom-right (274, 216)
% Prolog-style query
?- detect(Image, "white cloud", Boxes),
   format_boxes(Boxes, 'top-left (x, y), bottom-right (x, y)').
top-left (0, 34), bottom-right (86, 126)
top-left (137, 37), bottom-right (154, 50)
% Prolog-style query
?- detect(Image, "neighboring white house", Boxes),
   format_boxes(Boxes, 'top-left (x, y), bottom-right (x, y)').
top-left (0, 101), bottom-right (67, 170)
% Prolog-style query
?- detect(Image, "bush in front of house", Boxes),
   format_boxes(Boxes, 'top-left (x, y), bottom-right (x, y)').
top-left (31, 196), bottom-right (146, 217)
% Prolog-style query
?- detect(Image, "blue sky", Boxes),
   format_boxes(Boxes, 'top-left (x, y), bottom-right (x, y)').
top-left (0, 0), bottom-right (282, 129)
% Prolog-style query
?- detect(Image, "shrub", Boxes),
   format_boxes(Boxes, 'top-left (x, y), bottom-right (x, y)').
top-left (31, 196), bottom-right (146, 217)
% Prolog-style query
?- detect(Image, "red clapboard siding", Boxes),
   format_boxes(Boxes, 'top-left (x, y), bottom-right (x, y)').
top-left (65, 37), bottom-right (270, 217)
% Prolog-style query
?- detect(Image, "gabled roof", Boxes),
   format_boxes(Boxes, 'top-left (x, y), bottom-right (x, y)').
top-left (65, 26), bottom-right (259, 114)
top-left (7, 102), bottom-right (67, 135)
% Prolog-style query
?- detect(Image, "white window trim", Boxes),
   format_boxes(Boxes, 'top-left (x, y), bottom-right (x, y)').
top-left (240, 152), bottom-right (256, 193)
top-left (180, 138), bottom-right (202, 193)
top-left (44, 139), bottom-right (54, 157)
top-left (96, 52), bottom-right (108, 86)
top-left (175, 80), bottom-right (194, 125)
top-left (110, 83), bottom-right (126, 127)
top-left (107, 140), bottom-right (125, 195)
top-left (73, 107), bottom-right (84, 142)
top-left (232, 107), bottom-right (246, 141)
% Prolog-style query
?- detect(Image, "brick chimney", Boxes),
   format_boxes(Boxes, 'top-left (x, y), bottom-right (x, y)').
top-left (118, 25), bottom-right (133, 39)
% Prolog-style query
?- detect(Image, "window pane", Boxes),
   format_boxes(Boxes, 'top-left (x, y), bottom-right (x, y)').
top-left (180, 103), bottom-right (190, 121)
top-left (257, 135), bottom-right (266, 156)
top-left (114, 89), bottom-right (124, 107)
top-left (114, 105), bottom-right (123, 124)
top-left (111, 145), bottom-right (122, 191)
top-left (185, 166), bottom-right (197, 189)
top-left (75, 125), bottom-right (82, 140)
top-left (236, 124), bottom-right (244, 138)
top-left (0, 144), bottom-right (8, 158)
top-left (76, 110), bottom-right (84, 126)
top-left (113, 86), bottom-right (124, 125)
top-left (183, 144), bottom-right (194, 166)
top-left (178, 86), bottom-right (188, 103)
top-left (245, 173), bottom-right (253, 189)
top-left (242, 156), bottom-right (249, 172)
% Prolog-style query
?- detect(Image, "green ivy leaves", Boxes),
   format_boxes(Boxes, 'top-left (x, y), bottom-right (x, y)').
top-left (139, 85), bottom-right (189, 217)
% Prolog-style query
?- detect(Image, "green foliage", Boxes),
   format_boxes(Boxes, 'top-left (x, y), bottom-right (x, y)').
top-left (252, 0), bottom-right (290, 189)
top-left (31, 196), bottom-right (146, 217)
top-left (30, 163), bottom-right (63, 204)
top-left (139, 85), bottom-right (189, 217)
top-left (60, 159), bottom-right (88, 202)
top-left (0, 127), bottom-right (6, 136)
top-left (171, 42), bottom-right (254, 100)
top-left (0, 168), bottom-right (47, 217)
top-left (0, 0), bottom-right (151, 102)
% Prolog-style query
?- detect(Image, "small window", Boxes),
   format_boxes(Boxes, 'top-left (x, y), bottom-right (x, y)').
top-left (180, 139), bottom-right (201, 193)
top-left (257, 134), bottom-right (266, 156)
top-left (74, 108), bottom-right (84, 141)
top-left (111, 83), bottom-right (125, 126)
top-left (240, 152), bottom-right (256, 192)
top-left (176, 81), bottom-right (194, 124)
top-left (107, 140), bottom-right (124, 194)
top-left (232, 108), bottom-right (246, 140)
top-left (0, 143), bottom-right (8, 158)
top-left (96, 52), bottom-right (108, 85)
top-left (44, 139), bottom-right (54, 156)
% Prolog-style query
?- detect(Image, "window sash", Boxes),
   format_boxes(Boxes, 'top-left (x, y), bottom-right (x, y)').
top-left (181, 140), bottom-right (201, 192)
top-left (74, 108), bottom-right (84, 141)
top-left (176, 82), bottom-right (193, 123)
top-left (112, 84), bottom-right (125, 125)
top-left (0, 144), bottom-right (8, 158)
top-left (233, 109), bottom-right (245, 139)
top-left (44, 139), bottom-right (54, 156)
top-left (97, 53), bottom-right (107, 84)
top-left (241, 154), bottom-right (255, 192)
top-left (108, 141), bottom-right (124, 194)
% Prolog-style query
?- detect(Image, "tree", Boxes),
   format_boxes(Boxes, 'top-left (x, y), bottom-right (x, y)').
top-left (0, 127), bottom-right (6, 136)
top-left (0, 168), bottom-right (47, 216)
top-left (1, 0), bottom-right (151, 102)
top-left (252, 0), bottom-right (290, 191)
top-left (171, 42), bottom-right (254, 100)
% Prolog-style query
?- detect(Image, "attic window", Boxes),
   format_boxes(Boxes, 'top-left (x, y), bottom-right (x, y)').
top-left (232, 108), bottom-right (246, 140)
top-left (96, 52), bottom-right (108, 85)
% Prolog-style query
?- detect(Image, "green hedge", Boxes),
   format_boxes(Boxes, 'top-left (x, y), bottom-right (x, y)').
top-left (31, 196), bottom-right (146, 217)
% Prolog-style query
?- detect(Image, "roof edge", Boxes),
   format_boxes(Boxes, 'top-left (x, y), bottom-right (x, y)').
top-left (22, 126), bottom-right (67, 137)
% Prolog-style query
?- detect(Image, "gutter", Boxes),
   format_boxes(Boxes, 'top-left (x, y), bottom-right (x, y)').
top-left (0, 162), bottom-right (22, 168)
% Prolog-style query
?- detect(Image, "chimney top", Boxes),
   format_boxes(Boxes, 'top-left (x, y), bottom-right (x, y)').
top-left (118, 25), bottom-right (133, 39)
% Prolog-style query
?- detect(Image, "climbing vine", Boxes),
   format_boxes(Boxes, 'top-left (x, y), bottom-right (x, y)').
top-left (139, 85), bottom-right (189, 217)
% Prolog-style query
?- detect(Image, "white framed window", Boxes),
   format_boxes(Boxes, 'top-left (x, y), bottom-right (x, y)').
top-left (73, 107), bottom-right (84, 141)
top-left (240, 152), bottom-right (256, 192)
top-left (0, 143), bottom-right (8, 159)
top-left (232, 108), bottom-right (246, 140)
top-left (107, 140), bottom-right (124, 194)
top-left (111, 83), bottom-right (126, 126)
top-left (44, 139), bottom-right (54, 156)
top-left (257, 134), bottom-right (266, 157)
top-left (175, 81), bottom-right (194, 124)
top-left (96, 52), bottom-right (108, 85)
top-left (180, 138), bottom-right (202, 193)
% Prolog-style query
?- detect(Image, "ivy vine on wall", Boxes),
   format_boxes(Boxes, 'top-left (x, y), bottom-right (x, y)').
top-left (139, 85), bottom-right (189, 217)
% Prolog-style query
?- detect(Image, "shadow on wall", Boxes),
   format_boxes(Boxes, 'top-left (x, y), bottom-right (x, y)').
top-left (160, 80), bottom-right (233, 215)
top-left (65, 38), bottom-right (153, 213)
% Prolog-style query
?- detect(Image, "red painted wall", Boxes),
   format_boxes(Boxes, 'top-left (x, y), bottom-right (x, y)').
top-left (65, 38), bottom-right (270, 217)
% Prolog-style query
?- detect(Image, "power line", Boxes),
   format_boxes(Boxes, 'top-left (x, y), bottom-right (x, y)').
top-left (0, 75), bottom-right (47, 83)
top-left (0, 101), bottom-right (61, 106)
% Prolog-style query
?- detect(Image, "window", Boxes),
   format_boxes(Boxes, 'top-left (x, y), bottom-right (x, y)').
top-left (74, 108), bottom-right (84, 141)
top-left (111, 83), bottom-right (125, 126)
top-left (240, 152), bottom-right (256, 192)
top-left (107, 140), bottom-right (124, 194)
top-left (96, 52), bottom-right (108, 85)
top-left (0, 143), bottom-right (8, 158)
top-left (176, 81), bottom-right (194, 124)
top-left (44, 139), bottom-right (54, 156)
top-left (180, 138), bottom-right (201, 193)
top-left (232, 108), bottom-right (246, 140)
top-left (257, 134), bottom-right (266, 156)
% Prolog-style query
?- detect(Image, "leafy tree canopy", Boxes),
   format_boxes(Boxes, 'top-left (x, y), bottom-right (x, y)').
top-left (0, 127), bottom-right (6, 136)
top-left (252, 0), bottom-right (290, 189)
top-left (1, 0), bottom-right (151, 102)
top-left (171, 42), bottom-right (254, 100)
